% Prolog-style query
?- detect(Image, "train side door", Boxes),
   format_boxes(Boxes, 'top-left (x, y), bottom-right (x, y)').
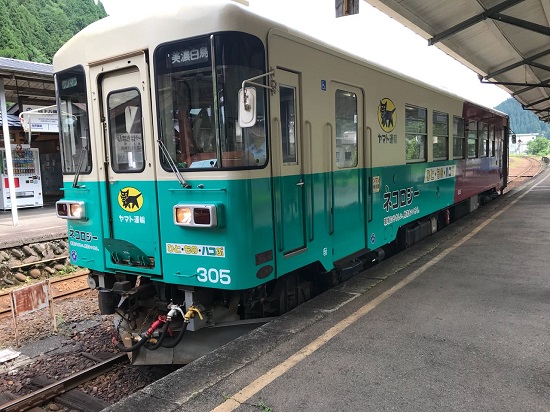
top-left (330, 85), bottom-right (366, 260)
top-left (271, 69), bottom-right (307, 257)
top-left (95, 56), bottom-right (162, 276)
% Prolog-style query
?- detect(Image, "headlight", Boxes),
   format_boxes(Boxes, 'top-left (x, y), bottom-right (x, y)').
top-left (174, 204), bottom-right (218, 228)
top-left (56, 200), bottom-right (86, 220)
top-left (175, 207), bottom-right (192, 224)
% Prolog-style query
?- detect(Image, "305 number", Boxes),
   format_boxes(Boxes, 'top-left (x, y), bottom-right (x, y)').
top-left (196, 267), bottom-right (231, 285)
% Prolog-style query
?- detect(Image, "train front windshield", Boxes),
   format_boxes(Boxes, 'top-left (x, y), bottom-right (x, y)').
top-left (155, 32), bottom-right (267, 170)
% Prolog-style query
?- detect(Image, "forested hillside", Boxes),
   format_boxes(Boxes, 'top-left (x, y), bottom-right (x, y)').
top-left (495, 98), bottom-right (550, 137)
top-left (0, 0), bottom-right (107, 63)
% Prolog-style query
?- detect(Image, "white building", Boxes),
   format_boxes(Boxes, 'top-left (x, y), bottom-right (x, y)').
top-left (509, 133), bottom-right (538, 155)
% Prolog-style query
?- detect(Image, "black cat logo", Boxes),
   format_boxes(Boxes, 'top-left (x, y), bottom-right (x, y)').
top-left (378, 98), bottom-right (396, 132)
top-left (118, 187), bottom-right (143, 212)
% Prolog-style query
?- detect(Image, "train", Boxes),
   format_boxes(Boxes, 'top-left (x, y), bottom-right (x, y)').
top-left (53, 0), bottom-right (509, 364)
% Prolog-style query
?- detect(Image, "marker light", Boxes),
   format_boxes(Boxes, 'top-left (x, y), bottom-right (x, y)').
top-left (174, 204), bottom-right (218, 228)
top-left (56, 200), bottom-right (86, 220)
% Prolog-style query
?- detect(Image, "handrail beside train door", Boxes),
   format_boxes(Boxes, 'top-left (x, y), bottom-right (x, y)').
top-left (325, 122), bottom-right (334, 235)
top-left (366, 125), bottom-right (373, 223)
top-left (272, 117), bottom-right (284, 252)
top-left (305, 120), bottom-right (314, 242)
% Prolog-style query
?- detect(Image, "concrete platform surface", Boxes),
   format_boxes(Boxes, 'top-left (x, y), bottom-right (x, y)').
top-left (0, 204), bottom-right (66, 248)
top-left (104, 167), bottom-right (550, 412)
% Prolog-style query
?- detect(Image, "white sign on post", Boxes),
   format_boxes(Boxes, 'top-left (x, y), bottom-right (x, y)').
top-left (21, 104), bottom-right (59, 133)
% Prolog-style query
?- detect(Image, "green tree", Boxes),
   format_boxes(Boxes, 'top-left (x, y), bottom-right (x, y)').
top-left (0, 0), bottom-right (106, 63)
top-left (526, 136), bottom-right (550, 156)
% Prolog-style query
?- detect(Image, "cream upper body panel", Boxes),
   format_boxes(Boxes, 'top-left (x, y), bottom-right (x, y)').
top-left (54, 0), bottom-right (505, 179)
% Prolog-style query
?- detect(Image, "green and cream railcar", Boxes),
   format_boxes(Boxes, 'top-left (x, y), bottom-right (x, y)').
top-left (54, 0), bottom-right (508, 364)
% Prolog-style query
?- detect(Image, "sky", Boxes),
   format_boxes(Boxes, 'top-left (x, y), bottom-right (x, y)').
top-left (98, 0), bottom-right (511, 108)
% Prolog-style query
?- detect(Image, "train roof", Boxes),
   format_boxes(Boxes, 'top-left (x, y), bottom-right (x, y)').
top-left (54, 0), bottom-right (507, 117)
top-left (54, 0), bottom-right (276, 69)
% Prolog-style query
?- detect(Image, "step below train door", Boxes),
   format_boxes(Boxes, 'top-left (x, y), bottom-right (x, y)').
top-left (94, 52), bottom-right (162, 276)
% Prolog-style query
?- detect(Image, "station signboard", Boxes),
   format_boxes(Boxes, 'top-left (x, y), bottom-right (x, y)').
top-left (21, 104), bottom-right (59, 133)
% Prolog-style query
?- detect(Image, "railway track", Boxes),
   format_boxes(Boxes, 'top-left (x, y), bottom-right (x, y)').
top-left (0, 353), bottom-right (128, 412)
top-left (507, 156), bottom-right (544, 188)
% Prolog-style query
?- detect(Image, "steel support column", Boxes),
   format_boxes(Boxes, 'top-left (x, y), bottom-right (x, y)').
top-left (0, 77), bottom-right (18, 225)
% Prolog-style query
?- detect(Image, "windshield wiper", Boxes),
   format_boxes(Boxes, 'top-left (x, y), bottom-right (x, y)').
top-left (72, 129), bottom-right (89, 188)
top-left (157, 138), bottom-right (191, 188)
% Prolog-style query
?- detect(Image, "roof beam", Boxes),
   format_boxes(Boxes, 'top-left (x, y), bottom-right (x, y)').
top-left (492, 13), bottom-right (550, 36)
top-left (428, 0), bottom-right (525, 45)
top-left (2, 84), bottom-right (55, 97)
top-left (527, 61), bottom-right (550, 73)
top-left (0, 73), bottom-right (53, 83)
top-left (524, 95), bottom-right (550, 109)
top-left (485, 49), bottom-right (550, 78)
top-left (511, 78), bottom-right (550, 96)
top-left (480, 78), bottom-right (550, 88)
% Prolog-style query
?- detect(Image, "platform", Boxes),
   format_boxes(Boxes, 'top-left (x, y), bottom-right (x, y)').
top-left (104, 166), bottom-right (550, 412)
top-left (0, 203), bottom-right (66, 249)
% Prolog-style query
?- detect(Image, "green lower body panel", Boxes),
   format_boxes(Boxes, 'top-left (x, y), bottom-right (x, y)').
top-left (61, 160), bottom-right (470, 291)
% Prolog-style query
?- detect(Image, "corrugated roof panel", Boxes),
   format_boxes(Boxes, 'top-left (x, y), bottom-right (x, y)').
top-left (0, 57), bottom-right (53, 76)
top-left (0, 115), bottom-right (22, 127)
top-left (0, 57), bottom-right (55, 104)
top-left (453, 25), bottom-right (500, 50)
top-left (494, 24), bottom-right (548, 57)
top-left (365, 0), bottom-right (550, 122)
top-left (507, 0), bottom-right (547, 23)
top-left (500, 66), bottom-right (537, 84)
top-left (407, 1), bottom-right (475, 32)
top-left (530, 65), bottom-right (550, 81)
top-left (518, 88), bottom-right (547, 106)
top-left (449, 25), bottom-right (513, 70)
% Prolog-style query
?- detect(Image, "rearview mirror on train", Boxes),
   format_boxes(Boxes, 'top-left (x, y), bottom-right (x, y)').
top-left (511, 134), bottom-right (517, 144)
top-left (238, 87), bottom-right (256, 128)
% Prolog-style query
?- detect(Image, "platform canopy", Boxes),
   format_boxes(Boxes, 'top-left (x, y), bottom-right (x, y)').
top-left (0, 57), bottom-right (54, 225)
top-left (365, 0), bottom-right (550, 122)
top-left (0, 57), bottom-right (55, 106)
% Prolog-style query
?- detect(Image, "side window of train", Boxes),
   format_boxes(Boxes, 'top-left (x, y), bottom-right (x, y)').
top-left (335, 90), bottom-right (358, 168)
top-left (107, 88), bottom-right (145, 172)
top-left (405, 104), bottom-right (427, 163)
top-left (490, 124), bottom-right (496, 157)
top-left (480, 122), bottom-right (489, 157)
top-left (280, 86), bottom-right (297, 164)
top-left (467, 120), bottom-right (478, 158)
top-left (453, 116), bottom-right (465, 159)
top-left (433, 111), bottom-right (449, 161)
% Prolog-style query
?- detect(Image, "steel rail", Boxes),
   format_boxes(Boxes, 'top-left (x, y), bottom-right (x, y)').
top-left (508, 156), bottom-right (543, 184)
top-left (8, 255), bottom-right (68, 270)
top-left (0, 353), bottom-right (128, 412)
